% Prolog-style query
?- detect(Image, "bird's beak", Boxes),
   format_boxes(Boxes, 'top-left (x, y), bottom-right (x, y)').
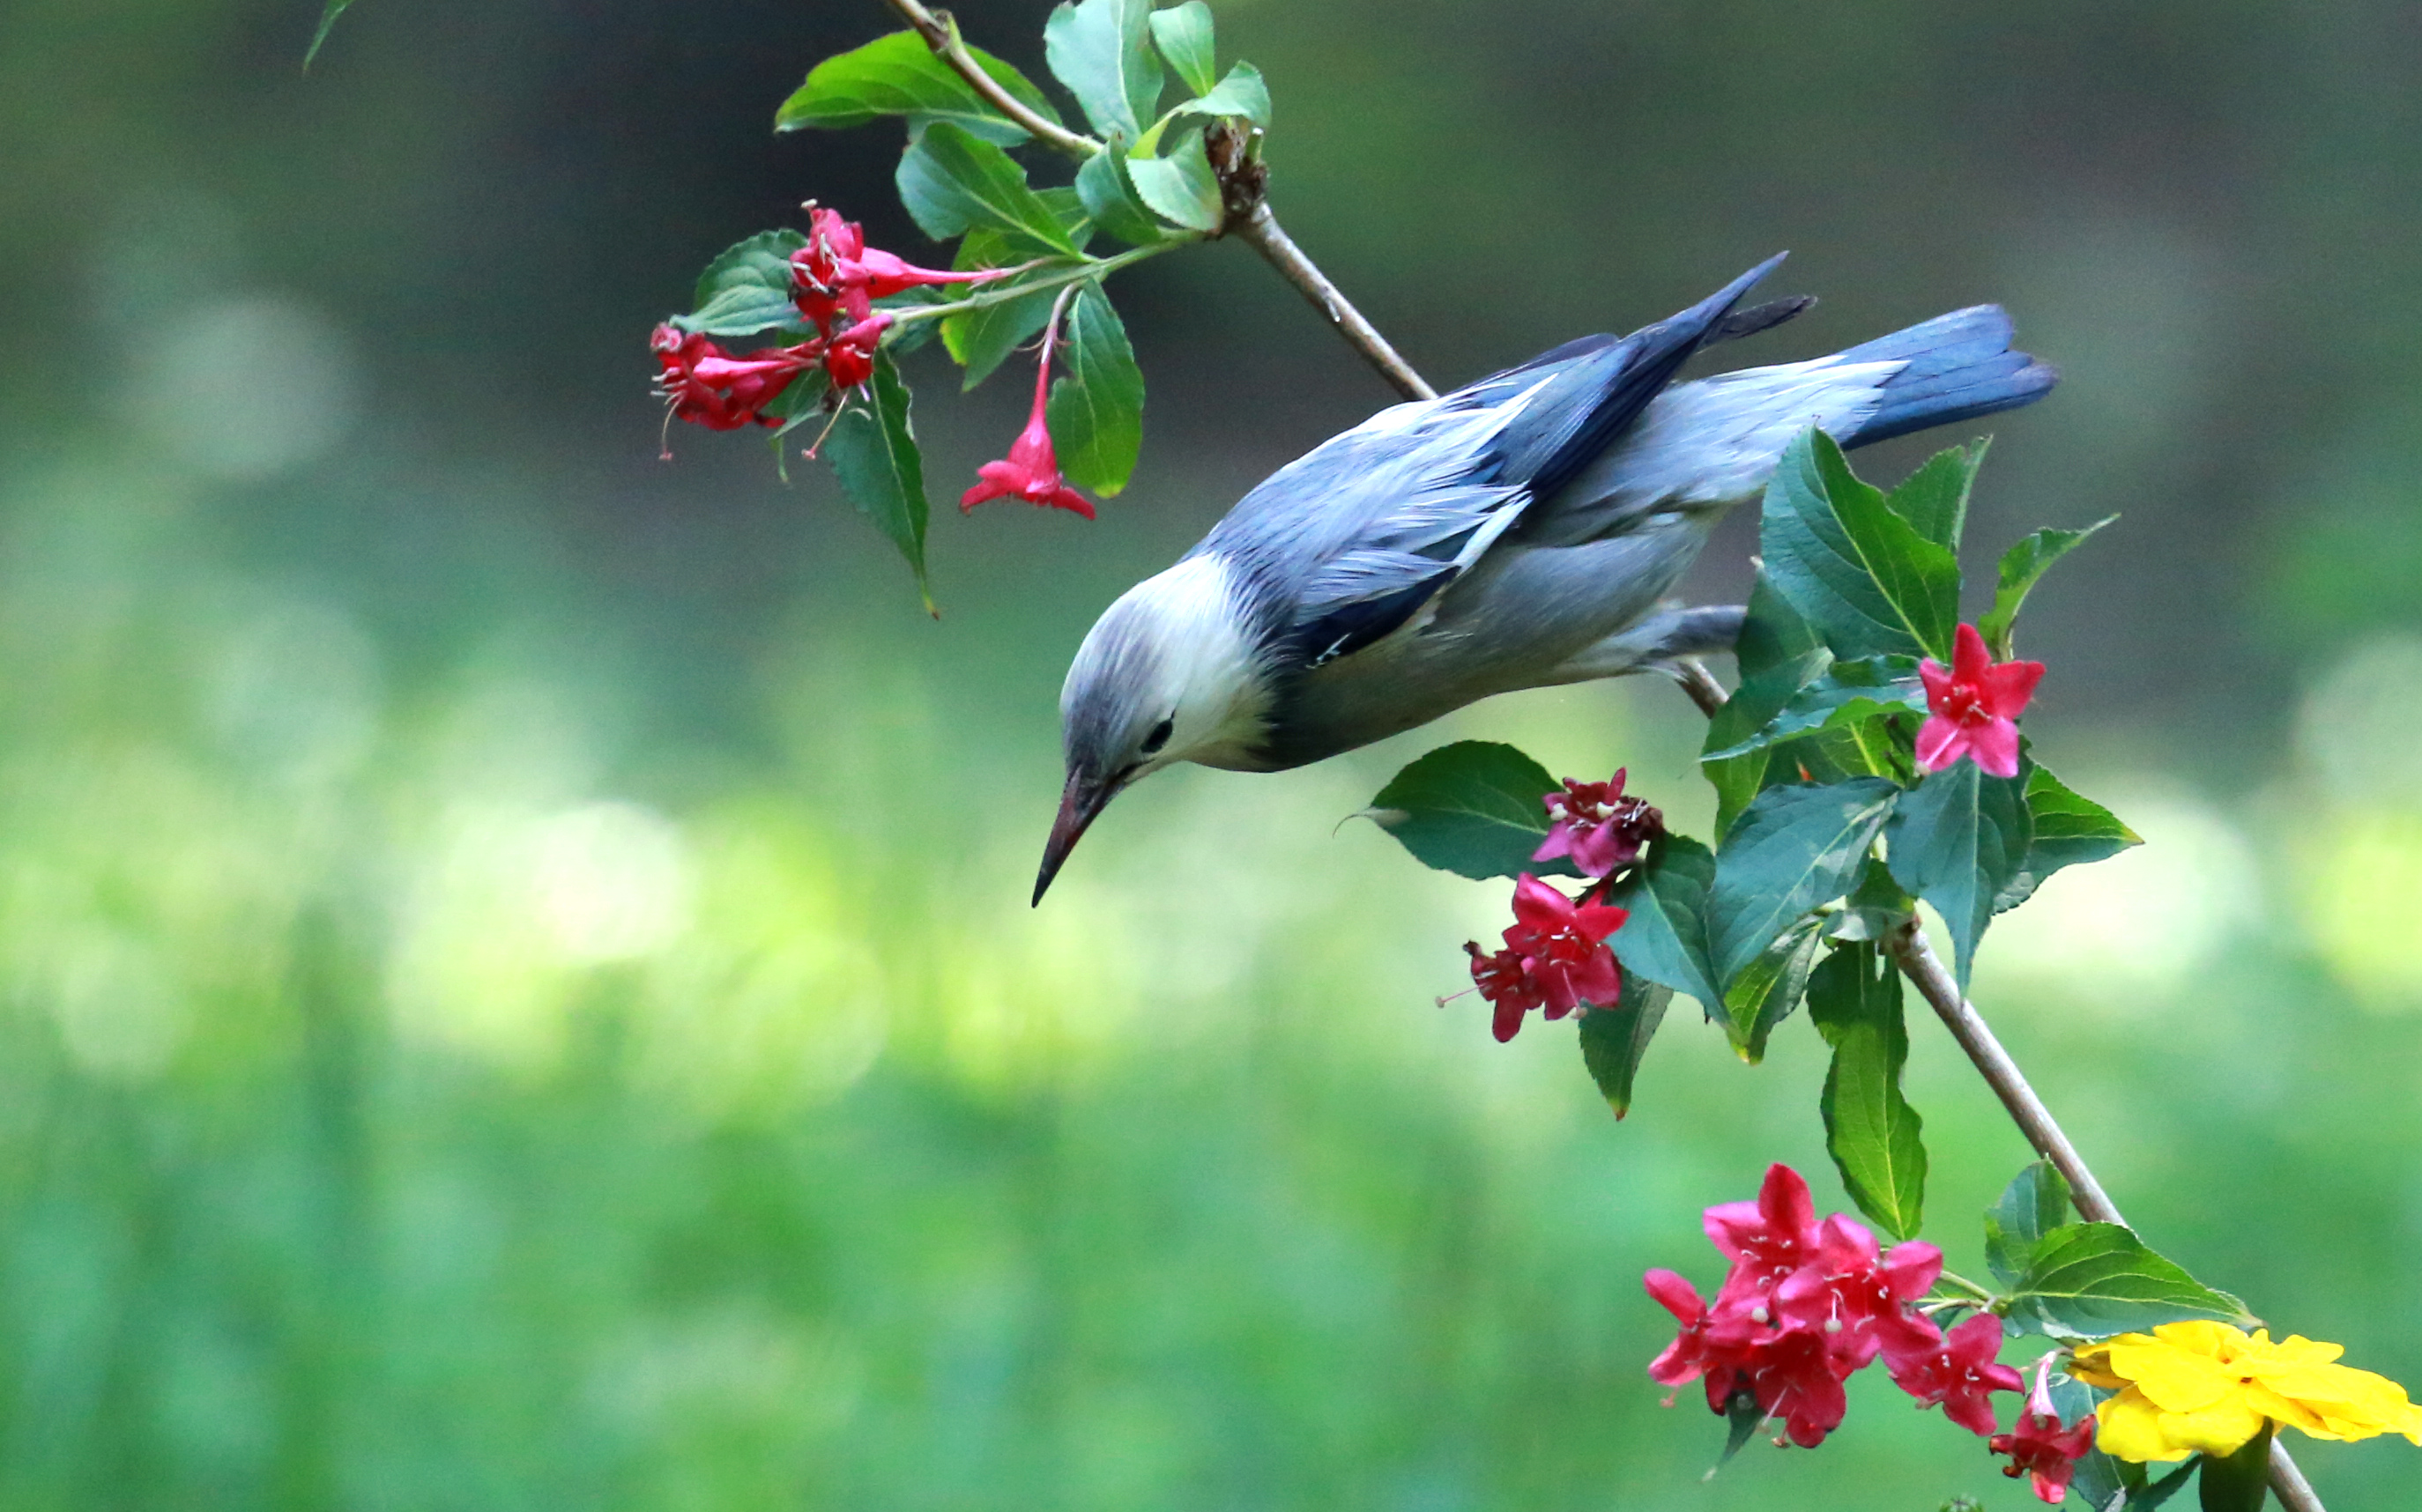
top-left (1033, 768), bottom-right (1117, 907)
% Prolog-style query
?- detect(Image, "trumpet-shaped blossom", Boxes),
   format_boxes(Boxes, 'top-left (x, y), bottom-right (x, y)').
top-left (650, 323), bottom-right (820, 433)
top-left (1533, 768), bottom-right (1664, 878)
top-left (1990, 1359), bottom-right (2100, 1504)
top-left (1916, 622), bottom-right (2044, 778)
top-left (791, 205), bottom-right (1005, 331)
top-left (2069, 1320), bottom-right (2422, 1462)
top-left (821, 313), bottom-right (892, 393)
top-left (1702, 1163), bottom-right (1824, 1308)
top-left (1887, 1312), bottom-right (2025, 1436)
top-left (960, 308), bottom-right (1096, 519)
top-left (1500, 873), bottom-right (1626, 1018)
top-left (1462, 942), bottom-right (1545, 1043)
top-left (1773, 1214), bottom-right (1944, 1368)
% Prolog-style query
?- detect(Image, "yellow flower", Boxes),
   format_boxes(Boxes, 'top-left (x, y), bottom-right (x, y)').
top-left (2069, 1320), bottom-right (2422, 1463)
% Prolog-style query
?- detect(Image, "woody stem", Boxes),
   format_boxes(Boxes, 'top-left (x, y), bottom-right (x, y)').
top-left (876, 0), bottom-right (1438, 402)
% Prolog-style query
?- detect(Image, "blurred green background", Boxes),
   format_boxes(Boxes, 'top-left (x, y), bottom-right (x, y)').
top-left (2, 0), bottom-right (2420, 1507)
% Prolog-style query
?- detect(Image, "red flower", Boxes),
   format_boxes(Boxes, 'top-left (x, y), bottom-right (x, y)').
top-left (791, 206), bottom-right (1004, 332)
top-left (821, 313), bottom-right (891, 393)
top-left (1500, 874), bottom-right (1626, 1018)
top-left (1464, 942), bottom-right (1545, 1043)
top-left (1646, 1270), bottom-right (1742, 1407)
top-left (1643, 1271), bottom-right (1848, 1448)
top-left (960, 306), bottom-right (1096, 519)
top-left (1532, 768), bottom-right (1664, 878)
top-left (1990, 1360), bottom-right (2099, 1504)
top-left (1774, 1215), bottom-right (1944, 1368)
top-left (1747, 1326), bottom-right (1854, 1449)
top-left (1916, 622), bottom-right (2044, 778)
top-left (1703, 1163), bottom-right (1824, 1308)
top-left (1887, 1312), bottom-right (2025, 1437)
top-left (650, 322), bottom-right (820, 432)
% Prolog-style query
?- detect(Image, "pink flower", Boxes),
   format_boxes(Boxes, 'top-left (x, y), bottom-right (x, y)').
top-left (1916, 623), bottom-right (2044, 778)
top-left (791, 206), bottom-right (1004, 333)
top-left (1533, 768), bottom-right (1664, 878)
top-left (1645, 1269), bottom-right (1743, 1409)
top-left (1463, 942), bottom-right (1545, 1043)
top-left (1887, 1312), bottom-right (2025, 1437)
top-left (650, 322), bottom-right (820, 432)
top-left (1990, 1360), bottom-right (2099, 1504)
top-left (1500, 874), bottom-right (1626, 1019)
top-left (1774, 1215), bottom-right (1943, 1368)
top-left (1703, 1164), bottom-right (1824, 1308)
top-left (821, 313), bottom-right (891, 393)
top-left (1747, 1327), bottom-right (1854, 1449)
top-left (1642, 1271), bottom-right (1848, 1448)
top-left (960, 308), bottom-right (1096, 519)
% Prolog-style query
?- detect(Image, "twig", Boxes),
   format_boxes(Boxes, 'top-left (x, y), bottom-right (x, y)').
top-left (1884, 923), bottom-right (2326, 1512)
top-left (877, 0), bottom-right (1438, 403)
top-left (1229, 204), bottom-right (1436, 402)
top-left (1667, 657), bottom-right (1730, 720)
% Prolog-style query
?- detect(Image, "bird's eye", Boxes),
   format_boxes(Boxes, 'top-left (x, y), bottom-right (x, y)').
top-left (1140, 717), bottom-right (1175, 756)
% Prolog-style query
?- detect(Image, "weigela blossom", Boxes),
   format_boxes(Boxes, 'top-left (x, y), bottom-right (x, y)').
top-left (791, 205), bottom-right (1004, 332)
top-left (2069, 1320), bottom-right (2422, 1463)
top-left (960, 310), bottom-right (1097, 519)
top-left (1462, 942), bottom-right (1545, 1043)
top-left (1990, 1358), bottom-right (2099, 1504)
top-left (821, 313), bottom-right (892, 393)
top-left (1916, 622), bottom-right (2044, 778)
top-left (1532, 768), bottom-right (1664, 878)
top-left (1887, 1313), bottom-right (2025, 1436)
top-left (1500, 873), bottom-right (1626, 1018)
top-left (650, 323), bottom-right (820, 432)
top-left (1645, 1164), bottom-right (2004, 1451)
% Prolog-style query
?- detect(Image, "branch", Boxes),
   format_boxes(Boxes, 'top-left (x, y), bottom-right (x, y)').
top-left (877, 0), bottom-right (1438, 403)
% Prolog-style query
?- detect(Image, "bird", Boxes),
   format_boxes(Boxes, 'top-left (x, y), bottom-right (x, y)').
top-left (1034, 253), bottom-right (2056, 904)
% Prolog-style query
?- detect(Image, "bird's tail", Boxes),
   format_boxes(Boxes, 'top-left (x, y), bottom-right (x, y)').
top-left (1831, 306), bottom-right (2058, 448)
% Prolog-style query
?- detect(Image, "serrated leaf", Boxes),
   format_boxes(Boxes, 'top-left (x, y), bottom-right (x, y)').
top-left (1808, 942), bottom-right (1927, 1240)
top-left (675, 230), bottom-right (815, 339)
top-left (1702, 653), bottom-right (1926, 760)
top-left (1579, 963), bottom-right (1670, 1119)
top-left (774, 32), bottom-right (1066, 146)
top-left (2196, 1424), bottom-right (2273, 1512)
top-left (1127, 127), bottom-right (1225, 232)
top-left (1760, 428), bottom-right (1962, 662)
top-left (1887, 440), bottom-right (1987, 552)
top-left (1363, 741), bottom-right (1582, 881)
top-left (1825, 855), bottom-right (1914, 942)
top-left (2004, 1223), bottom-right (2255, 1339)
top-left (1984, 1160), bottom-right (2073, 1287)
top-left (896, 122), bottom-right (1082, 258)
top-left (1737, 569), bottom-right (1822, 680)
top-left (940, 288), bottom-right (1058, 390)
top-left (2135, 1460), bottom-right (2200, 1511)
top-left (1884, 758), bottom-right (2030, 989)
top-left (1723, 913), bottom-right (1824, 1061)
top-left (822, 353), bottom-right (932, 611)
top-left (1044, 282), bottom-right (1146, 496)
top-left (1980, 517), bottom-right (2116, 659)
top-left (1166, 61), bottom-right (1271, 129)
top-left (1075, 141), bottom-right (1170, 248)
top-left (1995, 763), bottom-right (2141, 911)
top-left (1701, 647), bottom-right (1827, 834)
top-left (1605, 834), bottom-right (1721, 1012)
top-left (1044, 0), bottom-right (1163, 140)
top-left (1146, 1), bottom-right (1218, 93)
top-left (1707, 778), bottom-right (1898, 987)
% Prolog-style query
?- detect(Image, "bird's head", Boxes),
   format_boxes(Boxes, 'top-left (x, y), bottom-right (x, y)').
top-left (1035, 554), bottom-right (1271, 904)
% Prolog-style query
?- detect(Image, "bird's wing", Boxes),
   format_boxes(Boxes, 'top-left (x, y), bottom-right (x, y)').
top-left (1206, 256), bottom-right (1786, 668)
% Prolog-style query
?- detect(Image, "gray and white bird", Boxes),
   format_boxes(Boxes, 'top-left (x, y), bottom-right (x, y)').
top-left (1034, 253), bottom-right (2055, 902)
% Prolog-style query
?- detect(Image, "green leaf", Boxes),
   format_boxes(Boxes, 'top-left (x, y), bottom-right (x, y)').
top-left (940, 288), bottom-right (1059, 390)
top-left (1737, 569), bottom-right (1823, 681)
top-left (822, 353), bottom-right (932, 611)
top-left (1984, 1160), bottom-right (2073, 1287)
top-left (1723, 914), bottom-right (1824, 1061)
top-left (1700, 647), bottom-right (1827, 834)
top-left (895, 122), bottom-right (1083, 258)
top-left (1044, 0), bottom-right (1163, 140)
top-left (774, 32), bottom-right (1066, 146)
top-left (1044, 282), bottom-right (1147, 497)
top-left (1807, 942), bottom-right (1927, 1240)
top-left (2050, 1375), bottom-right (2133, 1512)
top-left (1362, 742), bottom-right (1581, 881)
top-left (1127, 128), bottom-right (1225, 232)
top-left (1075, 141), bottom-right (1171, 248)
top-left (1707, 778), bottom-right (1899, 987)
top-left (1760, 428), bottom-right (1962, 662)
top-left (1578, 963), bottom-right (1670, 1119)
top-left (1826, 855), bottom-right (1914, 942)
top-left (1714, 1383), bottom-right (1764, 1471)
top-left (676, 230), bottom-right (815, 339)
top-left (1887, 440), bottom-right (1987, 552)
top-left (1883, 759), bottom-right (2030, 989)
top-left (1605, 835), bottom-right (1721, 1012)
top-left (1146, 1), bottom-right (1218, 93)
top-left (2004, 1223), bottom-right (2255, 1339)
top-left (305, 0), bottom-right (355, 66)
top-left (1980, 517), bottom-right (2116, 660)
top-left (1995, 763), bottom-right (2141, 911)
top-left (2135, 1459), bottom-right (2201, 1510)
top-left (1166, 61), bottom-right (1272, 129)
top-left (2196, 1424), bottom-right (2274, 1512)
top-left (1702, 653), bottom-right (1926, 760)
